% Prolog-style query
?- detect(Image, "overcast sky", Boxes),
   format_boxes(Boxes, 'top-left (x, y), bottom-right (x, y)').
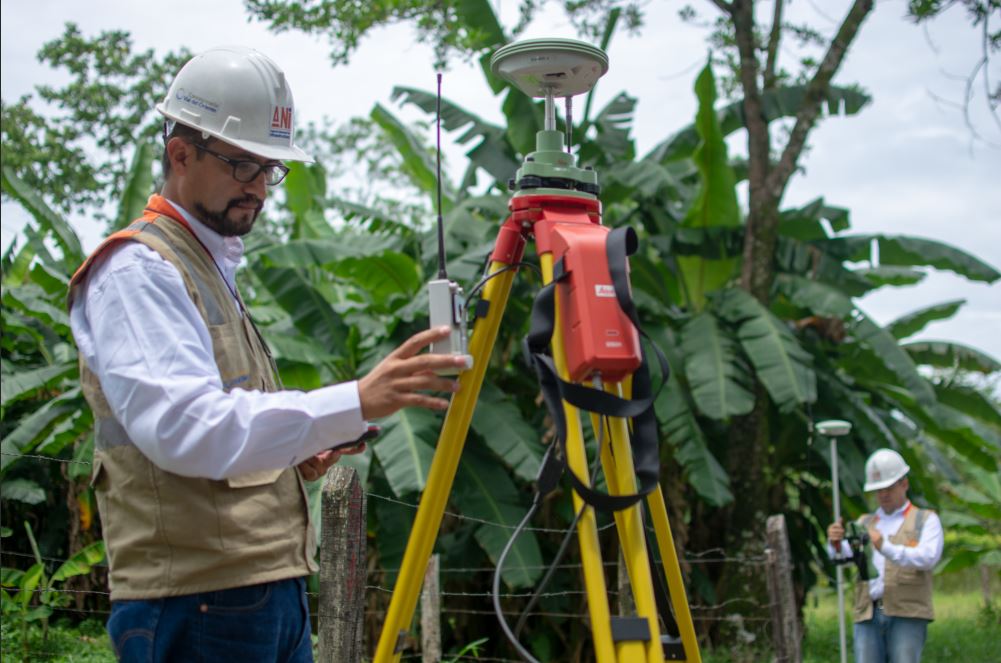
top-left (2, 0), bottom-right (999, 363)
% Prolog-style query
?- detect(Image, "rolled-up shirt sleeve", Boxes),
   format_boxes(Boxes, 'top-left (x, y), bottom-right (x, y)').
top-left (70, 242), bottom-right (367, 480)
top-left (878, 511), bottom-right (944, 570)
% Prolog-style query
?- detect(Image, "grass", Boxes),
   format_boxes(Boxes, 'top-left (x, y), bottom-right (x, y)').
top-left (3, 579), bottom-right (999, 661)
top-left (0, 616), bottom-right (115, 663)
top-left (801, 585), bottom-right (1001, 662)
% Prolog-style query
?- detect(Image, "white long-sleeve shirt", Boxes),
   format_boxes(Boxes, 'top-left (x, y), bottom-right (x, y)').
top-left (827, 501), bottom-right (944, 601)
top-left (69, 198), bottom-right (367, 480)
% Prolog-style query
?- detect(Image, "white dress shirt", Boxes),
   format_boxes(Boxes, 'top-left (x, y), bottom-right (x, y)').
top-left (69, 198), bottom-right (367, 480)
top-left (828, 501), bottom-right (944, 600)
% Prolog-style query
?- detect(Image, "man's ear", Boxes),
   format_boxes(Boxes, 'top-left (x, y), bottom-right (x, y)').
top-left (166, 138), bottom-right (192, 175)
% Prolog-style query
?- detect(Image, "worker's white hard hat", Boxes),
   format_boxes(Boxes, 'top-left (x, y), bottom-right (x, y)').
top-left (156, 45), bottom-right (313, 163)
top-left (864, 449), bottom-right (910, 491)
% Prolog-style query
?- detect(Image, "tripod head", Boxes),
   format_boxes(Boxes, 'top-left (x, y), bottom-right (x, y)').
top-left (491, 39), bottom-right (607, 198)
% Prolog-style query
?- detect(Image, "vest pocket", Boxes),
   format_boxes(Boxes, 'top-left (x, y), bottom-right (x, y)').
top-left (214, 471), bottom-right (306, 551)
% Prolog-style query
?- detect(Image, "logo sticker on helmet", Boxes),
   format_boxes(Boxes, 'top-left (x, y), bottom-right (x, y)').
top-left (175, 88), bottom-right (218, 114)
top-left (270, 106), bottom-right (293, 140)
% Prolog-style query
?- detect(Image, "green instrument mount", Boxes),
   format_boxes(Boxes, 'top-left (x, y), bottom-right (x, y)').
top-left (490, 38), bottom-right (609, 199)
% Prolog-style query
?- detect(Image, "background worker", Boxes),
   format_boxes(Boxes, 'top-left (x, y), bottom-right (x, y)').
top-left (67, 46), bottom-right (467, 662)
top-left (827, 448), bottom-right (944, 663)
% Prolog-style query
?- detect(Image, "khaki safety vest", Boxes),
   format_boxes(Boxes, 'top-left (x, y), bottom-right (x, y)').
top-left (852, 505), bottom-right (934, 622)
top-left (68, 195), bottom-right (317, 600)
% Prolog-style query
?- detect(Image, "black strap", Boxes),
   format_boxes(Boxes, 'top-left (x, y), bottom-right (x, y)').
top-left (524, 226), bottom-right (670, 512)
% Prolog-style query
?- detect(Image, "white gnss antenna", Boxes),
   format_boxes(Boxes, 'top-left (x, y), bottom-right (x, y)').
top-left (427, 73), bottom-right (473, 374)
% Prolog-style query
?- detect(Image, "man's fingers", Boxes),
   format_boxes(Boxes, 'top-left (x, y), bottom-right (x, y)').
top-left (394, 375), bottom-right (460, 394)
top-left (393, 326), bottom-right (453, 359)
top-left (395, 353), bottom-right (469, 375)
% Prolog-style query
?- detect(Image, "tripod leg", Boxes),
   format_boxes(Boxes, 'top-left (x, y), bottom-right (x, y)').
top-left (646, 487), bottom-right (702, 662)
top-left (373, 261), bottom-right (518, 663)
top-left (542, 253), bottom-right (618, 663)
top-left (594, 397), bottom-right (667, 663)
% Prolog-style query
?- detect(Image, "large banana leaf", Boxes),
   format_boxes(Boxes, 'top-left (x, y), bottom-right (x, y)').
top-left (834, 234), bottom-right (1000, 283)
top-left (651, 326), bottom-right (733, 506)
top-left (0, 387), bottom-right (82, 474)
top-left (854, 266), bottom-right (926, 288)
top-left (857, 316), bottom-right (937, 407)
top-left (333, 252), bottom-right (423, 313)
top-left (886, 299), bottom-right (965, 340)
top-left (113, 141), bottom-right (155, 231)
top-left (902, 340), bottom-right (1000, 373)
top-left (777, 197), bottom-right (851, 240)
top-left (0, 167), bottom-right (84, 269)
top-left (0, 478), bottom-right (46, 505)
top-left (3, 283), bottom-right (72, 338)
top-left (1, 362), bottom-right (77, 409)
top-left (372, 477), bottom-right (416, 587)
top-left (453, 446), bottom-right (542, 589)
top-left (326, 196), bottom-right (420, 239)
top-left (372, 408), bottom-right (440, 496)
top-left (680, 312), bottom-right (754, 420)
top-left (676, 62), bottom-right (740, 310)
top-left (819, 374), bottom-right (897, 448)
top-left (470, 383), bottom-right (544, 483)
top-left (881, 386), bottom-right (997, 470)
top-left (284, 161), bottom-right (335, 240)
top-left (715, 289), bottom-right (816, 410)
top-left (775, 275), bottom-right (936, 407)
top-left (933, 383), bottom-right (1001, 432)
top-left (390, 86), bottom-right (519, 186)
top-left (646, 84), bottom-right (870, 163)
top-left (776, 237), bottom-right (874, 297)
top-left (578, 92), bottom-right (637, 166)
top-left (254, 234), bottom-right (404, 268)
top-left (251, 262), bottom-right (349, 354)
top-left (370, 103), bottom-right (449, 209)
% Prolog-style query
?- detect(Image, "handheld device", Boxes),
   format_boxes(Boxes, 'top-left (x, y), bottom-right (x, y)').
top-left (329, 423), bottom-right (380, 453)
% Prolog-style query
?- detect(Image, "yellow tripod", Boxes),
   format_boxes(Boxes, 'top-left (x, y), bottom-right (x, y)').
top-left (372, 38), bottom-right (702, 663)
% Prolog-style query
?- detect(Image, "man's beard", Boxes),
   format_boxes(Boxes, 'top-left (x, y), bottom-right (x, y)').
top-left (194, 196), bottom-right (263, 237)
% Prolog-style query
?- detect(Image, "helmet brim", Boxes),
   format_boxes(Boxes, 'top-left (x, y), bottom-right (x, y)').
top-left (158, 107), bottom-right (315, 163)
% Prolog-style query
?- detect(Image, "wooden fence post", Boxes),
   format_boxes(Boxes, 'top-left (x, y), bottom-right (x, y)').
top-left (765, 514), bottom-right (801, 663)
top-left (421, 553), bottom-right (442, 663)
top-left (318, 466), bottom-right (367, 663)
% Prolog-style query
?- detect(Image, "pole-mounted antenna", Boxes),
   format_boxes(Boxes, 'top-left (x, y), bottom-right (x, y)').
top-left (427, 72), bottom-right (472, 373)
top-left (436, 72), bottom-right (447, 280)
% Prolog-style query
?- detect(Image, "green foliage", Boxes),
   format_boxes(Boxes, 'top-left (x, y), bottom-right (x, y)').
top-left (1, 523), bottom-right (105, 657)
top-left (0, 23), bottom-right (188, 219)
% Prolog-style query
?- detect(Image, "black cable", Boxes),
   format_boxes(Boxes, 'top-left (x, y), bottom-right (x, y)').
top-left (463, 262), bottom-right (543, 315)
top-left (514, 505), bottom-right (586, 639)
top-left (493, 497), bottom-right (544, 663)
top-left (506, 417), bottom-right (610, 648)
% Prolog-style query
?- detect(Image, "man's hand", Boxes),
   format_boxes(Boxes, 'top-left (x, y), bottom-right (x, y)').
top-left (358, 326), bottom-right (467, 420)
top-left (868, 526), bottom-right (883, 551)
top-left (297, 444), bottom-right (366, 482)
top-left (827, 518), bottom-right (845, 546)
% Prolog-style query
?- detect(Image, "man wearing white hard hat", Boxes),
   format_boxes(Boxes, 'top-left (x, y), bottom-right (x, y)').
top-left (68, 46), bottom-right (467, 661)
top-left (827, 449), bottom-right (944, 663)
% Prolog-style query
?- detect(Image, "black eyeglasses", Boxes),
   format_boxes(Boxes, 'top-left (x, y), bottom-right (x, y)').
top-left (194, 143), bottom-right (290, 186)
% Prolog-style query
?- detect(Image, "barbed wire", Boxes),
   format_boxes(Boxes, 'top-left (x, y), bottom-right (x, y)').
top-left (0, 451), bottom-right (91, 466)
top-left (366, 491), bottom-right (617, 535)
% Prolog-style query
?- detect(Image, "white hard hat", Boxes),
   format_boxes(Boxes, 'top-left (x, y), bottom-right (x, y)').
top-left (864, 449), bottom-right (910, 491)
top-left (156, 46), bottom-right (313, 163)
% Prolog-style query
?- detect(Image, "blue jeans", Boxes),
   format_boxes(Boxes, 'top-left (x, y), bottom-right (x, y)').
top-left (106, 577), bottom-right (313, 662)
top-left (854, 603), bottom-right (929, 663)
